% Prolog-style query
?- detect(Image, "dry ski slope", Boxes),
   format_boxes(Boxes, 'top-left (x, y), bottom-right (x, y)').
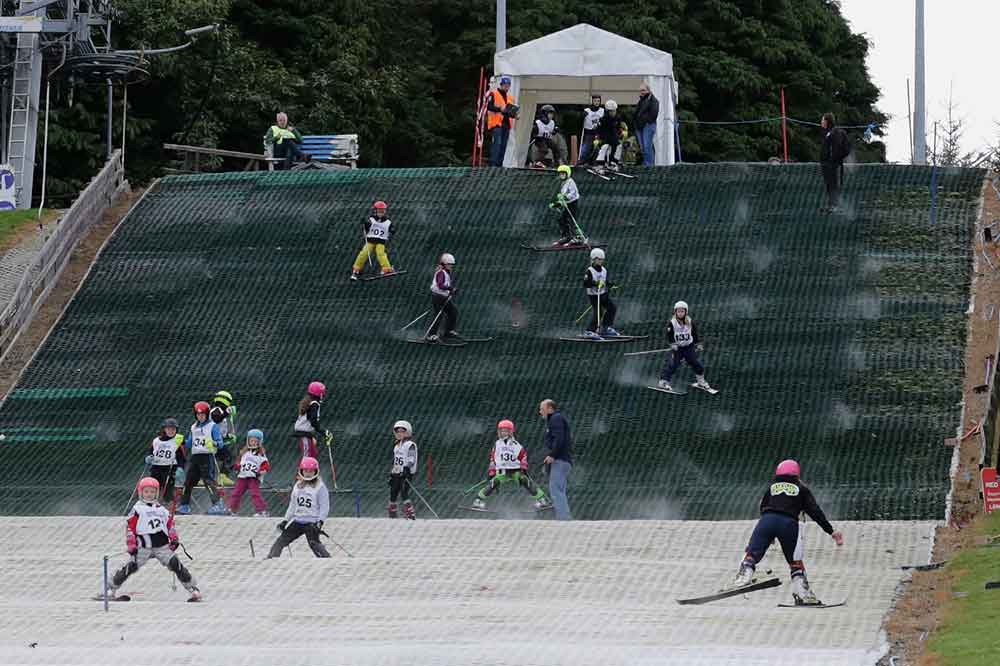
top-left (2, 517), bottom-right (933, 665)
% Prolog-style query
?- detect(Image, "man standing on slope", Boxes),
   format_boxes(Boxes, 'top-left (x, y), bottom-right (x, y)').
top-left (539, 399), bottom-right (573, 520)
top-left (819, 112), bottom-right (850, 213)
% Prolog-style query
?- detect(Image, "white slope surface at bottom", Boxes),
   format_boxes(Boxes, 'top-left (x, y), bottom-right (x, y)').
top-left (0, 517), bottom-right (934, 666)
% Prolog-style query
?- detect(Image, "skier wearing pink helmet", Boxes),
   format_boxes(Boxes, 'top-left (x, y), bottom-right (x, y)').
top-left (293, 381), bottom-right (330, 463)
top-left (729, 459), bottom-right (844, 606)
top-left (468, 419), bottom-right (550, 512)
top-left (267, 457), bottom-right (330, 558)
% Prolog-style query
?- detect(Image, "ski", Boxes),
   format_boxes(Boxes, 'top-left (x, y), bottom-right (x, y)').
top-left (458, 505), bottom-right (551, 514)
top-left (458, 505), bottom-right (494, 513)
top-left (690, 383), bottom-right (720, 395)
top-left (776, 600), bottom-right (846, 609)
top-left (360, 270), bottom-right (408, 282)
top-left (405, 339), bottom-right (467, 348)
top-left (521, 242), bottom-right (606, 253)
top-left (585, 168), bottom-right (612, 181)
top-left (512, 166), bottom-right (559, 173)
top-left (93, 594), bottom-right (131, 602)
top-left (558, 335), bottom-right (649, 343)
top-left (460, 337), bottom-right (495, 343)
top-left (647, 386), bottom-right (688, 396)
top-left (676, 577), bottom-right (781, 605)
top-left (610, 171), bottom-right (637, 179)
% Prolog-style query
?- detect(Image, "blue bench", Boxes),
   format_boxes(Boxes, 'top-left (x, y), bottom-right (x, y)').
top-left (265, 134), bottom-right (360, 170)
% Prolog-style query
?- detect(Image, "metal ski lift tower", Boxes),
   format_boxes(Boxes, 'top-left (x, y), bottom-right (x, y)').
top-left (1, 1), bottom-right (119, 208)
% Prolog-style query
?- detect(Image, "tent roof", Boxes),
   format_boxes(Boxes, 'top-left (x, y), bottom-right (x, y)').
top-left (494, 24), bottom-right (673, 78)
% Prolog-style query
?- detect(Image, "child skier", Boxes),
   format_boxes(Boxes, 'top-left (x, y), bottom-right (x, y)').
top-left (209, 389), bottom-right (237, 486)
top-left (109, 477), bottom-right (201, 601)
top-left (582, 248), bottom-right (619, 339)
top-left (578, 94), bottom-right (604, 165)
top-left (426, 252), bottom-right (460, 343)
top-left (350, 200), bottom-right (397, 280)
top-left (594, 99), bottom-right (627, 173)
top-left (731, 459), bottom-right (844, 606)
top-left (267, 457), bottom-right (331, 558)
top-left (549, 165), bottom-right (585, 246)
top-left (388, 420), bottom-right (418, 519)
top-left (228, 429), bottom-right (271, 516)
top-left (658, 300), bottom-right (713, 392)
top-left (177, 401), bottom-right (226, 515)
top-left (472, 419), bottom-right (550, 510)
top-left (146, 417), bottom-right (186, 504)
top-left (293, 381), bottom-right (330, 461)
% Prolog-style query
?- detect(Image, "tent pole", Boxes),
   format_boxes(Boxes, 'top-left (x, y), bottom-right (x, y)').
top-left (780, 87), bottom-right (789, 163)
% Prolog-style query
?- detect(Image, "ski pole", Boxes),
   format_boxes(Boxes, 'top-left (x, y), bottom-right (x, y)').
top-left (321, 532), bottom-right (354, 558)
top-left (405, 478), bottom-right (440, 519)
top-left (463, 479), bottom-right (488, 494)
top-left (365, 235), bottom-right (373, 269)
top-left (324, 431), bottom-right (338, 490)
top-left (574, 304), bottom-right (592, 325)
top-left (123, 462), bottom-right (151, 514)
top-left (423, 295), bottom-right (452, 339)
top-left (401, 309), bottom-right (431, 331)
top-left (623, 348), bottom-right (673, 357)
top-left (563, 201), bottom-right (588, 241)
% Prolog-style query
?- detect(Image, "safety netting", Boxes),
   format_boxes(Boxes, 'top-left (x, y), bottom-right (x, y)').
top-left (0, 163), bottom-right (982, 519)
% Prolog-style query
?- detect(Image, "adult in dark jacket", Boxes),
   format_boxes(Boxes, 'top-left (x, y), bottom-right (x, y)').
top-left (633, 84), bottom-right (659, 166)
top-left (819, 112), bottom-right (851, 213)
top-left (539, 399), bottom-right (573, 520)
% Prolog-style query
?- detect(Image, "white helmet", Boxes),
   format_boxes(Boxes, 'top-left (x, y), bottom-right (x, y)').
top-left (590, 248), bottom-right (605, 261)
top-left (604, 99), bottom-right (618, 111)
top-left (674, 300), bottom-right (689, 311)
top-left (393, 420), bottom-right (413, 436)
top-left (440, 253), bottom-right (455, 266)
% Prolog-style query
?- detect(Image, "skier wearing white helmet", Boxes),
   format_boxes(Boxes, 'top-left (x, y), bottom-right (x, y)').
top-left (658, 301), bottom-right (714, 392)
top-left (427, 253), bottom-right (460, 343)
top-left (582, 247), bottom-right (620, 339)
top-left (388, 420), bottom-right (418, 519)
top-left (595, 99), bottom-right (627, 173)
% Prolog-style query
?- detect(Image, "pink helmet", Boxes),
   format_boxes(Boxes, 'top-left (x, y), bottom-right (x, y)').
top-left (497, 419), bottom-right (515, 432)
top-left (136, 476), bottom-right (160, 493)
top-left (307, 381), bottom-right (326, 399)
top-left (298, 456), bottom-right (319, 480)
top-left (775, 459), bottom-right (800, 477)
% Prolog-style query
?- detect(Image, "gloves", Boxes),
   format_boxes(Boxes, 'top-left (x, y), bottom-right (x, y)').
top-left (670, 344), bottom-right (679, 352)
top-left (169, 538), bottom-right (179, 552)
top-left (224, 434), bottom-right (237, 447)
top-left (323, 430), bottom-right (333, 445)
top-left (556, 193), bottom-right (568, 204)
top-left (127, 546), bottom-right (138, 558)
top-left (317, 520), bottom-right (324, 532)
top-left (144, 455), bottom-right (154, 465)
top-left (597, 280), bottom-right (605, 289)
top-left (695, 343), bottom-right (704, 352)
top-left (548, 202), bottom-right (556, 209)
top-left (277, 520), bottom-right (287, 532)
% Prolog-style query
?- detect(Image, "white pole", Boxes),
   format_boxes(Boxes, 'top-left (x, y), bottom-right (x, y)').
top-left (496, 0), bottom-right (506, 53)
top-left (913, 0), bottom-right (926, 164)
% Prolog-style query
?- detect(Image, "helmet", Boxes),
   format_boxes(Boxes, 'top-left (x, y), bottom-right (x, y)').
top-left (307, 381), bottom-right (326, 399)
top-left (440, 253), bottom-right (456, 266)
top-left (298, 456), bottom-right (319, 480)
top-left (557, 164), bottom-right (572, 178)
top-left (161, 417), bottom-right (179, 430)
top-left (499, 76), bottom-right (511, 86)
top-left (136, 476), bottom-right (160, 494)
top-left (209, 405), bottom-right (226, 424)
top-left (246, 428), bottom-right (264, 448)
top-left (212, 390), bottom-right (233, 407)
top-left (193, 401), bottom-right (210, 414)
top-left (775, 459), bottom-right (800, 477)
top-left (393, 420), bottom-right (413, 436)
top-left (497, 419), bottom-right (515, 432)
top-left (590, 248), bottom-right (605, 261)
top-left (540, 104), bottom-right (555, 114)
top-left (605, 99), bottom-right (618, 112)
top-left (373, 200), bottom-right (387, 210)
top-left (673, 300), bottom-right (689, 312)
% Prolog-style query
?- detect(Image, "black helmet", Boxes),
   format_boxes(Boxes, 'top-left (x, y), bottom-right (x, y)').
top-left (541, 104), bottom-right (555, 114)
top-left (162, 417), bottom-right (179, 430)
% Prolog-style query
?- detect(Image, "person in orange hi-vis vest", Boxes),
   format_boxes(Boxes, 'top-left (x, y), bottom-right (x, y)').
top-left (487, 76), bottom-right (518, 166)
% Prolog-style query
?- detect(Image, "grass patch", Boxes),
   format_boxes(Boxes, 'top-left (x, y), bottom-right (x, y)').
top-left (0, 209), bottom-right (56, 249)
top-left (926, 510), bottom-right (1000, 665)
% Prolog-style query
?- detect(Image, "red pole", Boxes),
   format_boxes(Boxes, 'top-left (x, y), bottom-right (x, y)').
top-left (780, 87), bottom-right (789, 163)
top-left (426, 453), bottom-right (433, 488)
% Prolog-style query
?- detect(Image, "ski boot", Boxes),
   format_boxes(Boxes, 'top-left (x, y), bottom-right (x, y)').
top-left (254, 511), bottom-right (270, 518)
top-left (176, 503), bottom-right (191, 515)
top-left (425, 334), bottom-right (439, 344)
top-left (350, 271), bottom-right (360, 281)
top-left (534, 496), bottom-right (551, 510)
top-left (403, 500), bottom-right (416, 520)
top-left (555, 236), bottom-right (572, 246)
top-left (657, 379), bottom-right (673, 390)
top-left (381, 267), bottom-right (395, 275)
top-left (602, 326), bottom-right (620, 337)
top-left (443, 330), bottom-right (463, 341)
top-left (206, 500), bottom-right (229, 515)
top-left (388, 501), bottom-right (398, 518)
top-left (187, 587), bottom-right (202, 602)
top-left (570, 235), bottom-right (588, 246)
top-left (582, 330), bottom-right (602, 340)
top-left (732, 561), bottom-right (756, 588)
top-left (791, 575), bottom-right (822, 606)
top-left (694, 375), bottom-right (714, 391)
top-left (472, 498), bottom-right (487, 510)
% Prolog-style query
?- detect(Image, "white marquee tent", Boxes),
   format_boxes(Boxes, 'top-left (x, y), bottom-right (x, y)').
top-left (493, 24), bottom-right (678, 167)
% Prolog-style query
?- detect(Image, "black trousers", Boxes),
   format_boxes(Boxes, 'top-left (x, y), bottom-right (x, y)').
top-left (558, 200), bottom-right (579, 238)
top-left (150, 465), bottom-right (177, 502)
top-left (430, 293), bottom-right (458, 336)
top-left (267, 521), bottom-right (330, 558)
top-left (273, 141), bottom-right (305, 170)
top-left (389, 472), bottom-right (411, 502)
top-left (821, 162), bottom-right (841, 208)
top-left (181, 453), bottom-right (217, 505)
top-left (587, 293), bottom-right (616, 332)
